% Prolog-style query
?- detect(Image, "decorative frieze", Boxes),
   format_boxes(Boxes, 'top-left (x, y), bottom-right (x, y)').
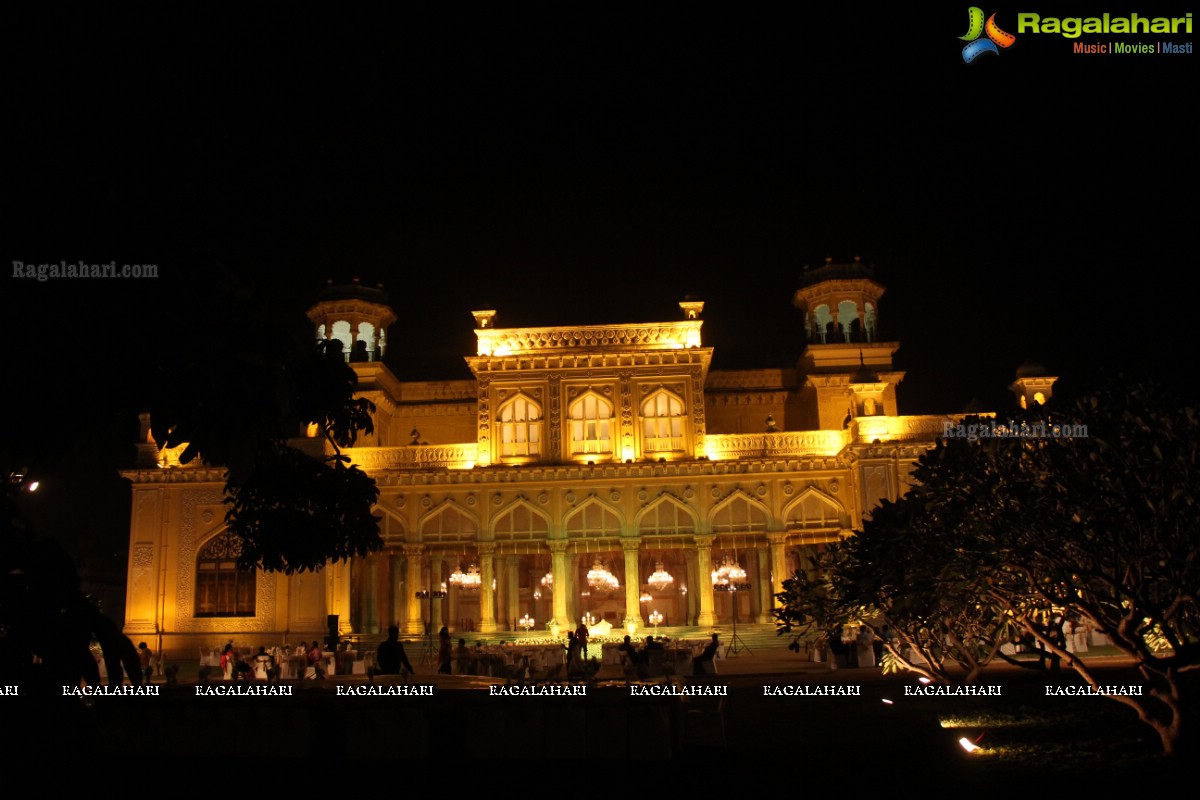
top-left (705, 430), bottom-right (850, 459)
top-left (475, 321), bottom-right (704, 356)
top-left (343, 444), bottom-right (478, 470)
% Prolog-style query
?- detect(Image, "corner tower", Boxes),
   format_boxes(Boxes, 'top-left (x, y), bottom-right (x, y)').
top-left (793, 257), bottom-right (905, 429)
top-left (306, 278), bottom-right (397, 363)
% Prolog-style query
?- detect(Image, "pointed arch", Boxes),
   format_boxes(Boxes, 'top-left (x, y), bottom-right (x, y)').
top-left (784, 487), bottom-right (848, 530)
top-left (708, 489), bottom-right (771, 533)
top-left (498, 391), bottom-right (543, 459)
top-left (195, 527), bottom-right (256, 617)
top-left (564, 496), bottom-right (624, 538)
top-left (636, 493), bottom-right (697, 535)
top-left (640, 388), bottom-right (686, 454)
top-left (568, 390), bottom-right (615, 456)
top-left (374, 507), bottom-right (409, 545)
top-left (419, 499), bottom-right (480, 543)
top-left (493, 497), bottom-right (551, 541)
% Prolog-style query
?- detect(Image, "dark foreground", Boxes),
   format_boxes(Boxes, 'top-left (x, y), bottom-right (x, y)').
top-left (8, 659), bottom-right (1194, 792)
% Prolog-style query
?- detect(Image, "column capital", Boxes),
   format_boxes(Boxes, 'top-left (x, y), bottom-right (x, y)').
top-left (620, 538), bottom-right (641, 555)
top-left (547, 539), bottom-right (571, 553)
top-left (766, 532), bottom-right (789, 546)
top-left (692, 534), bottom-right (716, 549)
top-left (402, 544), bottom-right (426, 558)
top-left (478, 542), bottom-right (497, 556)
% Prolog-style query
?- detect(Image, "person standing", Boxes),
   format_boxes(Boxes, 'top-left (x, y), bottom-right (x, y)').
top-left (437, 626), bottom-right (452, 675)
top-left (855, 626), bottom-right (876, 668)
top-left (575, 621), bottom-right (590, 663)
top-left (137, 642), bottom-right (154, 684)
top-left (253, 646), bottom-right (274, 680)
top-left (565, 631), bottom-right (583, 677)
top-left (375, 625), bottom-right (414, 676)
top-left (220, 643), bottom-right (235, 680)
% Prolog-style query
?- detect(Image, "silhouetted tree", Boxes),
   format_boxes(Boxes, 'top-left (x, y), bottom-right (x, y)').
top-left (776, 379), bottom-right (1200, 756)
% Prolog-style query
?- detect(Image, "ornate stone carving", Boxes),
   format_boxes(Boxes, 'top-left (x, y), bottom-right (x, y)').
top-left (131, 543), bottom-right (154, 568)
top-left (475, 321), bottom-right (703, 355)
top-left (176, 488), bottom-right (275, 632)
top-left (704, 430), bottom-right (849, 459)
top-left (344, 444), bottom-right (477, 470)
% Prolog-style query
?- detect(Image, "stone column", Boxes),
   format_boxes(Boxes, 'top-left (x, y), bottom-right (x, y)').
top-left (363, 554), bottom-right (379, 634)
top-left (621, 539), bottom-right (642, 633)
top-left (694, 535), bottom-right (716, 627)
top-left (403, 545), bottom-right (425, 636)
top-left (430, 554), bottom-right (445, 632)
top-left (479, 543), bottom-right (497, 633)
top-left (549, 540), bottom-right (569, 633)
top-left (388, 550), bottom-right (403, 629)
top-left (328, 556), bottom-right (352, 634)
top-left (755, 545), bottom-right (773, 624)
top-left (767, 533), bottom-right (789, 610)
top-left (568, 553), bottom-right (582, 626)
top-left (505, 555), bottom-right (521, 631)
top-left (684, 549), bottom-right (697, 625)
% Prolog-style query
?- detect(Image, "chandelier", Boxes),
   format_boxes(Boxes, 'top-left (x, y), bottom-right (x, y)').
top-left (647, 561), bottom-right (674, 592)
top-left (711, 554), bottom-right (747, 587)
top-left (540, 571), bottom-right (553, 588)
top-left (586, 558), bottom-right (620, 592)
top-left (449, 563), bottom-right (482, 591)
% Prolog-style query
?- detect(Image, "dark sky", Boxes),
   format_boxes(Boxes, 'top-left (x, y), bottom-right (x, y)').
top-left (3, 6), bottom-right (1195, 590)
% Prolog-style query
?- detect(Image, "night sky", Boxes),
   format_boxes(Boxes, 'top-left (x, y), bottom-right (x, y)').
top-left (3, 6), bottom-right (1195, 603)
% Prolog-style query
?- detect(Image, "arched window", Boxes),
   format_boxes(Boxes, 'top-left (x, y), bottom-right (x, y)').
top-left (641, 390), bottom-right (685, 453)
top-left (195, 530), bottom-right (256, 617)
top-left (569, 393), bottom-right (613, 456)
top-left (499, 395), bottom-right (542, 458)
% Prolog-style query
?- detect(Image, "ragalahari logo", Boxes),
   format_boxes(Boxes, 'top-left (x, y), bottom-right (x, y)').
top-left (960, 7), bottom-right (1016, 62)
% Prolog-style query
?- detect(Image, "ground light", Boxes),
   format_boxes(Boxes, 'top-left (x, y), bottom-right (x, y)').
top-left (958, 733), bottom-right (986, 753)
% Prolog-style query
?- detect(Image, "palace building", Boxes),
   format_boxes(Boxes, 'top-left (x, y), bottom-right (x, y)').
top-left (121, 260), bottom-right (1053, 657)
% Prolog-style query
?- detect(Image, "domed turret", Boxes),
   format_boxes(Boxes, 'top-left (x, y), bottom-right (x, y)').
top-left (307, 278), bottom-right (397, 363)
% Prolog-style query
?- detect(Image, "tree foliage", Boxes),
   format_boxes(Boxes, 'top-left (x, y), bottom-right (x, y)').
top-left (775, 378), bottom-right (1200, 755)
top-left (148, 273), bottom-right (383, 573)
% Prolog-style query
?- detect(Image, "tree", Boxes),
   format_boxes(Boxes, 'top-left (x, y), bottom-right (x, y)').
top-left (776, 379), bottom-right (1200, 756)
top-left (981, 380), bottom-right (1200, 756)
top-left (774, 434), bottom-right (1021, 685)
top-left (148, 271), bottom-right (383, 573)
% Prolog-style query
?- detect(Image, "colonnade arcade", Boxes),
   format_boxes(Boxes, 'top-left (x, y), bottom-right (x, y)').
top-left (346, 534), bottom-right (836, 636)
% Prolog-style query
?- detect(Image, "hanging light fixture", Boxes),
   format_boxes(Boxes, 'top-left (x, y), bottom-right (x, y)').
top-left (647, 561), bottom-right (674, 592)
top-left (450, 563), bottom-right (481, 591)
top-left (587, 558), bottom-right (620, 592)
top-left (711, 553), bottom-right (747, 587)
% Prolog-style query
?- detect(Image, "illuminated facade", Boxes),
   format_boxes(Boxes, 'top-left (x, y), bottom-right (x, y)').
top-left (123, 261), bottom-right (1043, 656)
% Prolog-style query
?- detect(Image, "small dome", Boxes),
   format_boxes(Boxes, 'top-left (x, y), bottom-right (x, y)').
top-left (1015, 361), bottom-right (1050, 378)
top-left (850, 363), bottom-right (879, 384)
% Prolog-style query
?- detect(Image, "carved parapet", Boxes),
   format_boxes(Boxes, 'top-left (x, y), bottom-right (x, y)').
top-left (852, 415), bottom-right (962, 444)
top-left (475, 320), bottom-right (704, 356)
top-left (343, 444), bottom-right (477, 471)
top-left (705, 429), bottom-right (850, 459)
